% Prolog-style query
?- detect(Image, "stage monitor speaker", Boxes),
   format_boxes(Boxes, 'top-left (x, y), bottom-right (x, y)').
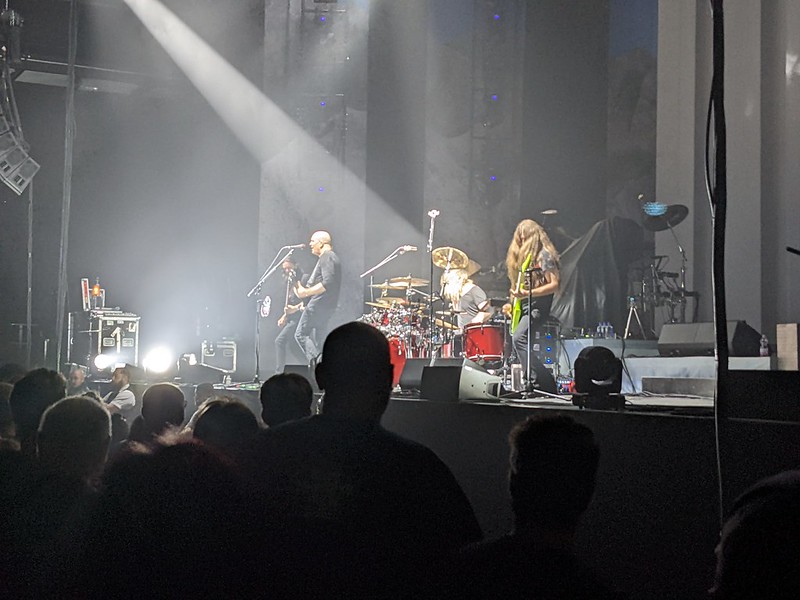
top-left (399, 358), bottom-right (462, 392)
top-left (658, 321), bottom-right (761, 357)
top-left (283, 364), bottom-right (319, 393)
top-left (420, 359), bottom-right (503, 403)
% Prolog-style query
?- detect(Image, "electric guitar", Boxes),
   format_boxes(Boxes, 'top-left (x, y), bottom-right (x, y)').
top-left (278, 269), bottom-right (303, 327)
top-left (510, 254), bottom-right (547, 333)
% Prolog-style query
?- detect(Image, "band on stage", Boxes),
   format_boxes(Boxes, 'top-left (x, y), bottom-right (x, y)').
top-left (272, 221), bottom-right (558, 392)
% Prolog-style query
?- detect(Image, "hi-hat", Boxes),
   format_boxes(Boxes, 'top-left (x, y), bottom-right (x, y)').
top-left (432, 246), bottom-right (469, 270)
top-left (643, 204), bottom-right (689, 232)
top-left (388, 275), bottom-right (429, 287)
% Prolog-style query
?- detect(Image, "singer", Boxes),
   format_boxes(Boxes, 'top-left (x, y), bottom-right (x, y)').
top-left (293, 230), bottom-right (342, 365)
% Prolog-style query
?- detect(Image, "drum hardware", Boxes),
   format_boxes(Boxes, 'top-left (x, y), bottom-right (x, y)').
top-left (435, 309), bottom-right (463, 316)
top-left (623, 295), bottom-right (647, 340)
top-left (434, 318), bottom-right (458, 331)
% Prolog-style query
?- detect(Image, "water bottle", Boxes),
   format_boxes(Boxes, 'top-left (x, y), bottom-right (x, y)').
top-left (759, 335), bottom-right (770, 357)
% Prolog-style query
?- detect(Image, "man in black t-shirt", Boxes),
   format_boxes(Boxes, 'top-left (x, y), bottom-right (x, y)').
top-left (293, 230), bottom-right (342, 364)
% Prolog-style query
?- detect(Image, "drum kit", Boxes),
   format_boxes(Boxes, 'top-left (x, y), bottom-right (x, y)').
top-left (626, 202), bottom-right (698, 337)
top-left (358, 246), bottom-right (507, 386)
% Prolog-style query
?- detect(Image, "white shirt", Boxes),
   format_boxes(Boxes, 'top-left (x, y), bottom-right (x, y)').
top-left (103, 383), bottom-right (136, 411)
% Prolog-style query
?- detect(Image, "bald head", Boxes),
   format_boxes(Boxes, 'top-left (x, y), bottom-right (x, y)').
top-left (316, 322), bottom-right (393, 420)
top-left (309, 231), bottom-right (332, 256)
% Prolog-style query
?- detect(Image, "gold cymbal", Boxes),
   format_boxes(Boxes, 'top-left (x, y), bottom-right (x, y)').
top-left (365, 298), bottom-right (408, 308)
top-left (388, 275), bottom-right (429, 288)
top-left (432, 246), bottom-right (469, 270)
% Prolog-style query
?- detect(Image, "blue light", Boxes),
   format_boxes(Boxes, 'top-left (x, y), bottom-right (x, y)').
top-left (318, 187), bottom-right (325, 192)
top-left (545, 358), bottom-right (552, 364)
top-left (320, 15), bottom-right (326, 22)
top-left (643, 201), bottom-right (668, 216)
top-left (320, 101), bottom-right (327, 107)
top-left (490, 94), bottom-right (498, 101)
top-left (493, 14), bottom-right (500, 21)
top-left (489, 175), bottom-right (497, 182)
top-left (546, 347), bottom-right (552, 352)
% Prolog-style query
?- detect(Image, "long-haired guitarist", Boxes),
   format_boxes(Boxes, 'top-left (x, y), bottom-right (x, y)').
top-left (504, 219), bottom-right (559, 391)
top-left (274, 256), bottom-right (306, 374)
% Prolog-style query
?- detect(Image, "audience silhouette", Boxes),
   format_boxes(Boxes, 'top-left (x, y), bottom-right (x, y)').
top-left (8, 368), bottom-right (66, 456)
top-left (710, 470), bottom-right (800, 600)
top-left (127, 382), bottom-right (186, 444)
top-left (243, 321), bottom-right (482, 597)
top-left (192, 397), bottom-right (260, 457)
top-left (259, 371), bottom-right (313, 427)
top-left (454, 414), bottom-right (623, 599)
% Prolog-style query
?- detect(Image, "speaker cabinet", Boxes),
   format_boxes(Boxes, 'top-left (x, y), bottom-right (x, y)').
top-left (658, 321), bottom-right (761, 357)
top-left (420, 359), bottom-right (503, 403)
top-left (398, 358), bottom-right (463, 391)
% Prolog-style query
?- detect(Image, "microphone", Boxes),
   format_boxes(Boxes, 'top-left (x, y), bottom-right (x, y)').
top-left (399, 245), bottom-right (418, 253)
top-left (541, 209), bottom-right (558, 216)
top-left (284, 243), bottom-right (306, 249)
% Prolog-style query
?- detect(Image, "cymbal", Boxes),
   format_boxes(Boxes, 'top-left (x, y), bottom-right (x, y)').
top-left (370, 282), bottom-right (405, 290)
top-left (434, 318), bottom-right (458, 330)
top-left (365, 298), bottom-right (408, 308)
top-left (388, 275), bottom-right (429, 287)
top-left (643, 204), bottom-right (689, 232)
top-left (432, 246), bottom-right (469, 270)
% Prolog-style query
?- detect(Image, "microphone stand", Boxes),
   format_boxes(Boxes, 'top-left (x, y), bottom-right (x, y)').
top-left (359, 246), bottom-right (411, 279)
top-left (246, 247), bottom-right (297, 384)
top-left (666, 222), bottom-right (688, 323)
top-left (427, 210), bottom-right (439, 364)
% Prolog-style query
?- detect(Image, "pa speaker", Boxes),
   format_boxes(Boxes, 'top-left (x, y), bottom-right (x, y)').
top-left (658, 321), bottom-right (761, 357)
top-left (420, 359), bottom-right (503, 403)
top-left (399, 358), bottom-right (463, 392)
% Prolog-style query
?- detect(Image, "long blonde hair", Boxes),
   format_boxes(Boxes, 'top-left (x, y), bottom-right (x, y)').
top-left (505, 219), bottom-right (559, 287)
top-left (441, 268), bottom-right (470, 305)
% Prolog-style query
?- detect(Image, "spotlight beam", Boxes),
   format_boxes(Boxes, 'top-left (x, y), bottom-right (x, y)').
top-left (124, 0), bottom-right (298, 165)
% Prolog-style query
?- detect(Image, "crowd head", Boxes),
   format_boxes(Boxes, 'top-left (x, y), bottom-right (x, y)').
top-left (259, 372), bottom-right (312, 427)
top-left (9, 368), bottom-right (66, 455)
top-left (315, 321), bottom-right (393, 420)
top-left (508, 414), bottom-right (600, 531)
top-left (37, 396), bottom-right (111, 482)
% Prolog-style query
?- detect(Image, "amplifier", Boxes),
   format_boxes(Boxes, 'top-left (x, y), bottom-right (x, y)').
top-left (658, 321), bottom-right (761, 357)
top-left (201, 340), bottom-right (237, 373)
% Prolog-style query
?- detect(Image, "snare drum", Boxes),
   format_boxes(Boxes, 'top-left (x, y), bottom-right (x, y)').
top-left (463, 322), bottom-right (504, 362)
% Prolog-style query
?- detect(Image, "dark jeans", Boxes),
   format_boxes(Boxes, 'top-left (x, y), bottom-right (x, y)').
top-left (295, 302), bottom-right (335, 363)
top-left (275, 317), bottom-right (303, 373)
top-left (512, 308), bottom-right (557, 393)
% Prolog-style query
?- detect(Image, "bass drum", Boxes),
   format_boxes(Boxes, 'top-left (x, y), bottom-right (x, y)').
top-left (463, 322), bottom-right (504, 362)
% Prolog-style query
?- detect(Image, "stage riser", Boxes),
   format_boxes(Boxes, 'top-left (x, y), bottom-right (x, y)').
top-left (380, 399), bottom-right (800, 600)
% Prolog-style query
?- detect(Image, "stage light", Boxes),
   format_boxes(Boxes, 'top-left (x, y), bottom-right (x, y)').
top-left (143, 346), bottom-right (175, 374)
top-left (572, 346), bottom-right (624, 410)
top-left (94, 353), bottom-right (116, 371)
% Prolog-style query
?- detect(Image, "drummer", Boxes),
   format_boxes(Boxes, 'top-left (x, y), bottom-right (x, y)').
top-left (441, 264), bottom-right (492, 330)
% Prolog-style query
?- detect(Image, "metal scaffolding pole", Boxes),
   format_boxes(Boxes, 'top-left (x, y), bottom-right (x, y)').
top-left (55, 0), bottom-right (78, 370)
